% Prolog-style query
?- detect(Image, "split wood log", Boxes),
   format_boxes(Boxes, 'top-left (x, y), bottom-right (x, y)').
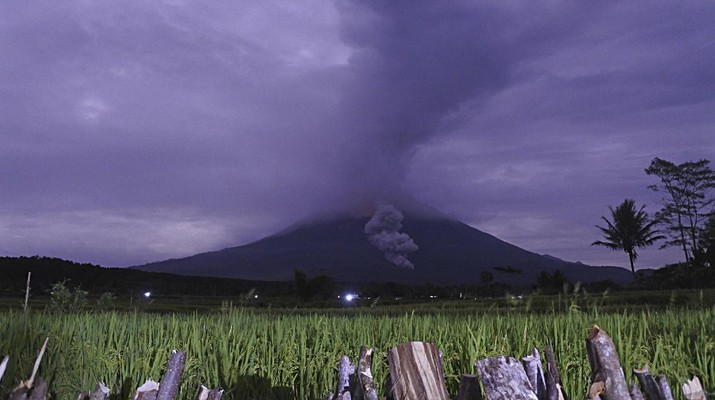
top-left (90, 382), bottom-right (111, 400)
top-left (682, 376), bottom-right (706, 400)
top-left (333, 355), bottom-right (354, 400)
top-left (476, 356), bottom-right (537, 400)
top-left (543, 346), bottom-right (566, 400)
top-left (76, 382), bottom-right (111, 400)
top-left (656, 375), bottom-right (673, 400)
top-left (156, 350), bottom-right (186, 400)
top-left (352, 347), bottom-right (378, 400)
top-left (134, 380), bottom-right (160, 400)
top-left (456, 374), bottom-right (482, 400)
top-left (27, 377), bottom-right (48, 400)
top-left (387, 341), bottom-right (449, 400)
top-left (9, 338), bottom-right (49, 400)
top-left (585, 325), bottom-right (630, 400)
top-left (196, 385), bottom-right (224, 400)
top-left (522, 348), bottom-right (547, 400)
top-left (629, 383), bottom-right (645, 400)
top-left (0, 355), bottom-right (9, 384)
top-left (634, 365), bottom-right (664, 399)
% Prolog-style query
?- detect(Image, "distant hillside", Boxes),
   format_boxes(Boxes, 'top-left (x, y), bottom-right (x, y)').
top-left (0, 256), bottom-right (289, 297)
top-left (136, 210), bottom-right (633, 286)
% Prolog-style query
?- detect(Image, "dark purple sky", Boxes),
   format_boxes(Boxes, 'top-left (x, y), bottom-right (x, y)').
top-left (2, 1), bottom-right (714, 270)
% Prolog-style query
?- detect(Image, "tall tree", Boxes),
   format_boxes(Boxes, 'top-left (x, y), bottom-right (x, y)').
top-left (645, 157), bottom-right (715, 265)
top-left (592, 199), bottom-right (664, 276)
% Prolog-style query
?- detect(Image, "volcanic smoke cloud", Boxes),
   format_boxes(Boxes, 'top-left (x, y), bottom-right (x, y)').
top-left (364, 205), bottom-right (419, 269)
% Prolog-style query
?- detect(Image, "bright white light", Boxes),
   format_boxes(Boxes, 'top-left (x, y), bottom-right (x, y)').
top-left (254, 294), bottom-right (259, 299)
top-left (344, 293), bottom-right (356, 302)
top-left (144, 291), bottom-right (151, 298)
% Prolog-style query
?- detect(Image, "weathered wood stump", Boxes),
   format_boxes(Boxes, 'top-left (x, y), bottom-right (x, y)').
top-left (133, 380), bottom-right (160, 400)
top-left (585, 325), bottom-right (630, 399)
top-left (476, 356), bottom-right (538, 400)
top-left (353, 347), bottom-right (379, 400)
top-left (682, 376), bottom-right (707, 400)
top-left (387, 342), bottom-right (449, 400)
top-left (196, 385), bottom-right (224, 400)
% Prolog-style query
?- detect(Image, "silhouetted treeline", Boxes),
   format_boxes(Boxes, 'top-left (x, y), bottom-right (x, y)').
top-left (0, 256), bottom-right (291, 297)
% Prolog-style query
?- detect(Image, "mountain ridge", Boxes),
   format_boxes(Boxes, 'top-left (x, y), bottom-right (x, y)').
top-left (135, 208), bottom-right (632, 286)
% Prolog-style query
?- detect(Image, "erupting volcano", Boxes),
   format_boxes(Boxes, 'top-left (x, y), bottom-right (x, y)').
top-left (134, 201), bottom-right (632, 286)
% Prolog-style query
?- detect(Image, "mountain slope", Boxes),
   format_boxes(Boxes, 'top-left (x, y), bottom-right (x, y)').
top-left (135, 212), bottom-right (632, 286)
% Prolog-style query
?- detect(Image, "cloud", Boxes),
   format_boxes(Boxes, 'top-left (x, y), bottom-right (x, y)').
top-left (1, 1), bottom-right (713, 269)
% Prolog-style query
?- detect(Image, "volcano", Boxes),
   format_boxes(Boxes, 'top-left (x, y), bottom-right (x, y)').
top-left (134, 205), bottom-right (632, 286)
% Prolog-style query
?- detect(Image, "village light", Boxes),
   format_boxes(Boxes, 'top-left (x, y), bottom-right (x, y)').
top-left (344, 293), bottom-right (356, 302)
top-left (144, 291), bottom-right (151, 298)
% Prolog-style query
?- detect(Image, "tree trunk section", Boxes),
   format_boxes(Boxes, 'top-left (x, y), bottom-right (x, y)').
top-left (476, 356), bottom-right (538, 400)
top-left (634, 366), bottom-right (663, 399)
top-left (352, 347), bottom-right (378, 400)
top-left (387, 342), bottom-right (449, 400)
top-left (522, 348), bottom-right (547, 400)
top-left (585, 325), bottom-right (630, 400)
top-left (156, 350), bottom-right (186, 400)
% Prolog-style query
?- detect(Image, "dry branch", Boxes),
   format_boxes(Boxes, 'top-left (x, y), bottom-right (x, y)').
top-left (476, 356), bottom-right (538, 400)
top-left (387, 341), bottom-right (449, 400)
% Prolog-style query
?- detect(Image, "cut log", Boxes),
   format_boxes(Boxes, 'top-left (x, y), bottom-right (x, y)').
top-left (629, 383), bottom-right (645, 400)
top-left (0, 355), bottom-right (9, 385)
top-left (656, 375), bottom-right (673, 400)
top-left (333, 355), bottom-right (354, 400)
top-left (89, 382), bottom-right (111, 400)
top-left (133, 380), bottom-right (160, 400)
top-left (352, 347), bottom-right (378, 400)
top-left (585, 325), bottom-right (630, 400)
top-left (387, 341), bottom-right (449, 400)
top-left (522, 348), bottom-right (547, 400)
top-left (27, 377), bottom-right (48, 400)
top-left (456, 374), bottom-right (482, 400)
top-left (476, 356), bottom-right (537, 400)
top-left (196, 385), bottom-right (223, 400)
top-left (156, 350), bottom-right (186, 400)
top-left (544, 346), bottom-right (566, 400)
top-left (682, 376), bottom-right (706, 400)
top-left (633, 365), bottom-right (663, 399)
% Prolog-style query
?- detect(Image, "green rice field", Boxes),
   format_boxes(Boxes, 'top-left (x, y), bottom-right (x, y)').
top-left (1, 298), bottom-right (713, 399)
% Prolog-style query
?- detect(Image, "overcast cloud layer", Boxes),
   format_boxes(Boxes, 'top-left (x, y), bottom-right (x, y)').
top-left (2, 1), bottom-right (714, 270)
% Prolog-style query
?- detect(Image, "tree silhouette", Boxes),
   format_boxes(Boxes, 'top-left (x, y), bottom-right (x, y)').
top-left (592, 199), bottom-right (664, 276)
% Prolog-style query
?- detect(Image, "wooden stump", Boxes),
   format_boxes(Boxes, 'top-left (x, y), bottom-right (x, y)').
top-left (387, 342), bottom-right (449, 400)
top-left (476, 356), bottom-right (538, 400)
top-left (585, 325), bottom-right (630, 399)
top-left (682, 376), bottom-right (706, 400)
top-left (353, 347), bottom-right (379, 400)
top-left (156, 350), bottom-right (186, 400)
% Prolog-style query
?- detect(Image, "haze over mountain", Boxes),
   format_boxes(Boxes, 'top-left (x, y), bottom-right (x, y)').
top-left (135, 202), bottom-right (632, 286)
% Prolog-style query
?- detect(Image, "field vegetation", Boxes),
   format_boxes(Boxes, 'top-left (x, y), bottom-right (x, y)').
top-left (1, 291), bottom-right (713, 400)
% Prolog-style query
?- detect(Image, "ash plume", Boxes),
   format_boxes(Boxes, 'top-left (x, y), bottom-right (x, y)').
top-left (364, 205), bottom-right (418, 269)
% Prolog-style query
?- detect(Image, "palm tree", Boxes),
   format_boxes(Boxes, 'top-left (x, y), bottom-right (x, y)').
top-left (592, 199), bottom-right (664, 276)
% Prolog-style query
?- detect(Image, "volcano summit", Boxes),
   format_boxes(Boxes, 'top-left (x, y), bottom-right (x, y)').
top-left (134, 203), bottom-right (632, 286)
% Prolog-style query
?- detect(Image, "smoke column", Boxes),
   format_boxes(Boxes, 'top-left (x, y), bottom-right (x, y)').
top-left (364, 205), bottom-right (418, 269)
